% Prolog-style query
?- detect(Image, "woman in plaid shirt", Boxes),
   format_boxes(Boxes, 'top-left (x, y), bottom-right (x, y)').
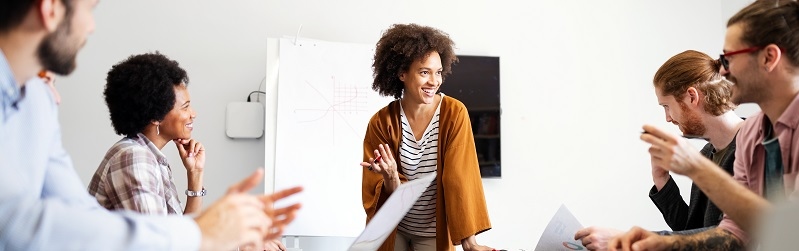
top-left (88, 52), bottom-right (205, 215)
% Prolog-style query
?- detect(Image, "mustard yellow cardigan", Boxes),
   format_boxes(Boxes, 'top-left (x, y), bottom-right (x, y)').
top-left (361, 95), bottom-right (492, 251)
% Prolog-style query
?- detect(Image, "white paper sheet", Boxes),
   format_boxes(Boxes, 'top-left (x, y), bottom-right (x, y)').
top-left (348, 173), bottom-right (437, 251)
top-left (535, 204), bottom-right (587, 251)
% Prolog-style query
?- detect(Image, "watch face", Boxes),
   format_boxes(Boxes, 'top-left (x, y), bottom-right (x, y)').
top-left (186, 189), bottom-right (206, 196)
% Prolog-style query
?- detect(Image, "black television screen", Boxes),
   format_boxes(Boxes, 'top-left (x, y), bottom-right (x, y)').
top-left (442, 56), bottom-right (500, 109)
top-left (439, 55), bottom-right (501, 177)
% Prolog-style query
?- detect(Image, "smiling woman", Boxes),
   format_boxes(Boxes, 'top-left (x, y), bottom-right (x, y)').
top-left (360, 23), bottom-right (495, 251)
top-left (87, 52), bottom-right (206, 216)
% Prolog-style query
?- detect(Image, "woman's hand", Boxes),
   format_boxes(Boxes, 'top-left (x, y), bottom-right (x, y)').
top-left (175, 138), bottom-right (205, 173)
top-left (39, 71), bottom-right (61, 105)
top-left (360, 144), bottom-right (398, 179)
top-left (360, 144), bottom-right (401, 192)
top-left (462, 235), bottom-right (494, 251)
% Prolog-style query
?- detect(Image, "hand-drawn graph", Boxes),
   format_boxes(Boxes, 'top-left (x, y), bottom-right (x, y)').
top-left (292, 77), bottom-right (372, 134)
top-left (274, 37), bottom-right (394, 237)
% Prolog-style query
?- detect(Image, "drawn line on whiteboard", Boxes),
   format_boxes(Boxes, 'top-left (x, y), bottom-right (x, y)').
top-left (292, 81), bottom-right (367, 114)
top-left (292, 79), bottom-right (366, 132)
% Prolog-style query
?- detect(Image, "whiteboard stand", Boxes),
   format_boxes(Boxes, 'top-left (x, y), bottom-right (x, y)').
top-left (283, 236), bottom-right (302, 251)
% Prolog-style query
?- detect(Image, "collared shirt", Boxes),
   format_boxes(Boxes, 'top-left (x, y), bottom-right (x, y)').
top-left (0, 49), bottom-right (20, 124)
top-left (718, 92), bottom-right (799, 245)
top-left (0, 49), bottom-right (199, 250)
top-left (89, 133), bottom-right (183, 215)
top-left (762, 118), bottom-right (786, 201)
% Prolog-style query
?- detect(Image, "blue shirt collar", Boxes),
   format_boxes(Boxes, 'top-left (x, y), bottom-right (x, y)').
top-left (0, 49), bottom-right (22, 109)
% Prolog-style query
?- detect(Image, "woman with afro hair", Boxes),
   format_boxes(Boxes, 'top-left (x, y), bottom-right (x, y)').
top-left (87, 52), bottom-right (208, 217)
top-left (359, 24), bottom-right (495, 251)
top-left (88, 52), bottom-right (287, 251)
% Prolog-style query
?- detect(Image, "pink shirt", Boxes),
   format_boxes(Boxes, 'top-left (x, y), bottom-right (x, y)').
top-left (718, 93), bottom-right (799, 244)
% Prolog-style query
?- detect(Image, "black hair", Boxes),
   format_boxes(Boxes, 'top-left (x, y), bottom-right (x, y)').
top-left (104, 52), bottom-right (189, 137)
top-left (728, 0), bottom-right (799, 67)
top-left (0, 0), bottom-right (74, 33)
top-left (372, 23), bottom-right (457, 99)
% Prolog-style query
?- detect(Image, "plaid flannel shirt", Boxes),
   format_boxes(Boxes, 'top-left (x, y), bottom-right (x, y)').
top-left (88, 133), bottom-right (183, 215)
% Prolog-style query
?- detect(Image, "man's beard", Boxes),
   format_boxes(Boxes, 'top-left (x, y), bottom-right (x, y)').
top-left (727, 74), bottom-right (744, 105)
top-left (36, 15), bottom-right (79, 75)
top-left (677, 101), bottom-right (706, 136)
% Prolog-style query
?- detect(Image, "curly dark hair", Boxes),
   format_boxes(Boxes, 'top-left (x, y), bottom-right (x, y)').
top-left (104, 52), bottom-right (189, 137)
top-left (372, 23), bottom-right (458, 99)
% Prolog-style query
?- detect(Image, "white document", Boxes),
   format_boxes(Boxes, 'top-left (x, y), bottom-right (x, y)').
top-left (348, 173), bottom-right (437, 251)
top-left (535, 204), bottom-right (587, 251)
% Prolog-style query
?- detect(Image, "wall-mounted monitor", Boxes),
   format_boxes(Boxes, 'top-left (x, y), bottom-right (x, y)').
top-left (439, 55), bottom-right (501, 178)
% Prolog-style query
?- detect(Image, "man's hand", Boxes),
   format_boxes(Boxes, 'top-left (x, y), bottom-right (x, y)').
top-left (195, 169), bottom-right (270, 250)
top-left (263, 239), bottom-right (287, 251)
top-left (260, 186), bottom-right (303, 241)
top-left (651, 162), bottom-right (670, 191)
top-left (608, 226), bottom-right (674, 251)
top-left (238, 239), bottom-right (287, 251)
top-left (194, 169), bottom-right (302, 251)
top-left (574, 226), bottom-right (624, 251)
top-left (641, 124), bottom-right (706, 177)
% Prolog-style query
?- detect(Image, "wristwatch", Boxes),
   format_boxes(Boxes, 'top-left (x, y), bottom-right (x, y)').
top-left (185, 188), bottom-right (207, 197)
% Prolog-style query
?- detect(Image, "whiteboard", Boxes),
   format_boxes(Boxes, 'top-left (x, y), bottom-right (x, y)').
top-left (273, 37), bottom-right (395, 237)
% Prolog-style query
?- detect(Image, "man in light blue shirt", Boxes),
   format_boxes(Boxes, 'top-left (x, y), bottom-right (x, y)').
top-left (0, 0), bottom-right (302, 250)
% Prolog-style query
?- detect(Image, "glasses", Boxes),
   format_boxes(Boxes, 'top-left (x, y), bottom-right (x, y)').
top-left (718, 46), bottom-right (761, 71)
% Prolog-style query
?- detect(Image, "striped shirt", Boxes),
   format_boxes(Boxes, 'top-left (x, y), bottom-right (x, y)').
top-left (397, 94), bottom-right (442, 237)
top-left (88, 133), bottom-right (183, 215)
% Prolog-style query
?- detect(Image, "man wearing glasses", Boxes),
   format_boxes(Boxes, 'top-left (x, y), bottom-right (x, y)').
top-left (610, 0), bottom-right (799, 250)
top-left (575, 50), bottom-right (743, 251)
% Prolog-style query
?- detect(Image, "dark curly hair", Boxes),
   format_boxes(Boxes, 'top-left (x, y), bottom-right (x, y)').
top-left (104, 52), bottom-right (189, 137)
top-left (372, 23), bottom-right (458, 99)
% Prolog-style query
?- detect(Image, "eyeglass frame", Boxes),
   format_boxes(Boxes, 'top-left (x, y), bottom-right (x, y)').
top-left (718, 46), bottom-right (761, 71)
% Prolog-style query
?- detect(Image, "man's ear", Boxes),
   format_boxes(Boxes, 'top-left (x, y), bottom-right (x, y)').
top-left (686, 86), bottom-right (700, 106)
top-left (763, 44), bottom-right (782, 72)
top-left (37, 0), bottom-right (64, 32)
top-left (398, 72), bottom-right (406, 82)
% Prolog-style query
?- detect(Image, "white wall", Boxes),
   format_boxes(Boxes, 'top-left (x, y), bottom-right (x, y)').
top-left (53, 0), bottom-right (758, 250)
top-left (263, 0), bottom-right (736, 250)
top-left (59, 1), bottom-right (270, 206)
